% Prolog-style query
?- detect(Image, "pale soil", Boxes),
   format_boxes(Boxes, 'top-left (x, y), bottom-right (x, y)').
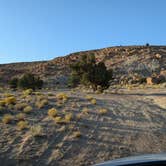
top-left (0, 88), bottom-right (166, 166)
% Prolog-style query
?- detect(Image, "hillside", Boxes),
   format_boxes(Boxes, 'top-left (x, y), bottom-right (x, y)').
top-left (0, 45), bottom-right (166, 87)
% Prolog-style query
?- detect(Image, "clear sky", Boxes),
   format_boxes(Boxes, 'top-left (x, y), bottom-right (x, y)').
top-left (0, 0), bottom-right (166, 64)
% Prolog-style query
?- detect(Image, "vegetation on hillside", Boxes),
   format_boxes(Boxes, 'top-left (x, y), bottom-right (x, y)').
top-left (9, 73), bottom-right (43, 90)
top-left (68, 54), bottom-right (113, 90)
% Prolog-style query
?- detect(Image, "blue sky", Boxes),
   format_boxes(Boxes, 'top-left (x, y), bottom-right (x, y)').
top-left (0, 0), bottom-right (166, 64)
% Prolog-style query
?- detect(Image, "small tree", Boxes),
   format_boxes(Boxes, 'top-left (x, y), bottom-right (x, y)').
top-left (18, 73), bottom-right (43, 90)
top-left (69, 54), bottom-right (113, 90)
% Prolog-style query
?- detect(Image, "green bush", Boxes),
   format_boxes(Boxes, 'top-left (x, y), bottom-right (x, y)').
top-left (69, 54), bottom-right (113, 90)
top-left (17, 73), bottom-right (43, 90)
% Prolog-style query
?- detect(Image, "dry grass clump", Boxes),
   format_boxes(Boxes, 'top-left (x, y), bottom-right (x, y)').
top-left (85, 95), bottom-right (93, 100)
top-left (72, 131), bottom-right (81, 138)
top-left (48, 108), bottom-right (58, 117)
top-left (64, 113), bottom-right (73, 122)
top-left (54, 116), bottom-right (63, 124)
top-left (17, 120), bottom-right (28, 130)
top-left (15, 103), bottom-right (28, 110)
top-left (23, 89), bottom-right (33, 96)
top-left (35, 99), bottom-right (48, 109)
top-left (85, 95), bottom-right (97, 104)
top-left (90, 98), bottom-right (97, 105)
top-left (4, 96), bottom-right (16, 105)
top-left (34, 91), bottom-right (42, 95)
top-left (16, 113), bottom-right (25, 121)
top-left (82, 107), bottom-right (89, 114)
top-left (3, 93), bottom-right (14, 97)
top-left (99, 108), bottom-right (108, 115)
top-left (56, 93), bottom-right (68, 102)
top-left (0, 100), bottom-right (6, 106)
top-left (30, 125), bottom-right (44, 137)
top-left (2, 114), bottom-right (14, 124)
top-left (23, 106), bottom-right (33, 113)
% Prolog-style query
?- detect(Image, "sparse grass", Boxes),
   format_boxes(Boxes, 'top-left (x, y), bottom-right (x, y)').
top-left (2, 114), bottom-right (14, 124)
top-left (99, 108), bottom-right (108, 115)
top-left (30, 125), bottom-right (44, 137)
top-left (23, 106), bottom-right (33, 114)
top-left (48, 108), bottom-right (58, 117)
top-left (90, 98), bottom-right (97, 105)
top-left (16, 113), bottom-right (25, 121)
top-left (17, 120), bottom-right (28, 130)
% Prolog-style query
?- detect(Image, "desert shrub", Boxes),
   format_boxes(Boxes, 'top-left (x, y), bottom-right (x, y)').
top-left (82, 107), bottom-right (89, 114)
top-left (23, 89), bottom-right (33, 96)
top-left (90, 98), bottom-right (97, 105)
top-left (15, 103), bottom-right (27, 110)
top-left (72, 131), bottom-right (81, 138)
top-left (18, 73), bottom-right (43, 90)
top-left (56, 93), bottom-right (68, 101)
top-left (34, 91), bottom-right (42, 95)
top-left (54, 116), bottom-right (63, 124)
top-left (48, 108), bottom-right (58, 117)
top-left (30, 125), bottom-right (44, 137)
top-left (9, 77), bottom-right (19, 89)
top-left (16, 113), bottom-right (25, 121)
top-left (17, 120), bottom-right (28, 130)
top-left (0, 100), bottom-right (6, 106)
top-left (64, 113), bottom-right (73, 122)
top-left (4, 93), bottom-right (14, 97)
top-left (99, 108), bottom-right (108, 115)
top-left (35, 99), bottom-right (48, 109)
top-left (2, 114), bottom-right (14, 124)
top-left (69, 54), bottom-right (113, 90)
top-left (4, 96), bottom-right (16, 105)
top-left (68, 74), bottom-right (80, 87)
top-left (23, 106), bottom-right (33, 113)
top-left (85, 95), bottom-right (93, 100)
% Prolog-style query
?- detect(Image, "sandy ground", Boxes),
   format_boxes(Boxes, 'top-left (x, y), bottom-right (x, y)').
top-left (0, 88), bottom-right (166, 166)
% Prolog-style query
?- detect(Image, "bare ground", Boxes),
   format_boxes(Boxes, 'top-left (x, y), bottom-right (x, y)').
top-left (0, 88), bottom-right (166, 166)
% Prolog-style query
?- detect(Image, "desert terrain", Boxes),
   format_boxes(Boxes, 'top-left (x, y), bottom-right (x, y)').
top-left (0, 86), bottom-right (166, 166)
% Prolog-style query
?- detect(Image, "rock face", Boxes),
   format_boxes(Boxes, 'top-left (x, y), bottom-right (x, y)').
top-left (0, 45), bottom-right (166, 87)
